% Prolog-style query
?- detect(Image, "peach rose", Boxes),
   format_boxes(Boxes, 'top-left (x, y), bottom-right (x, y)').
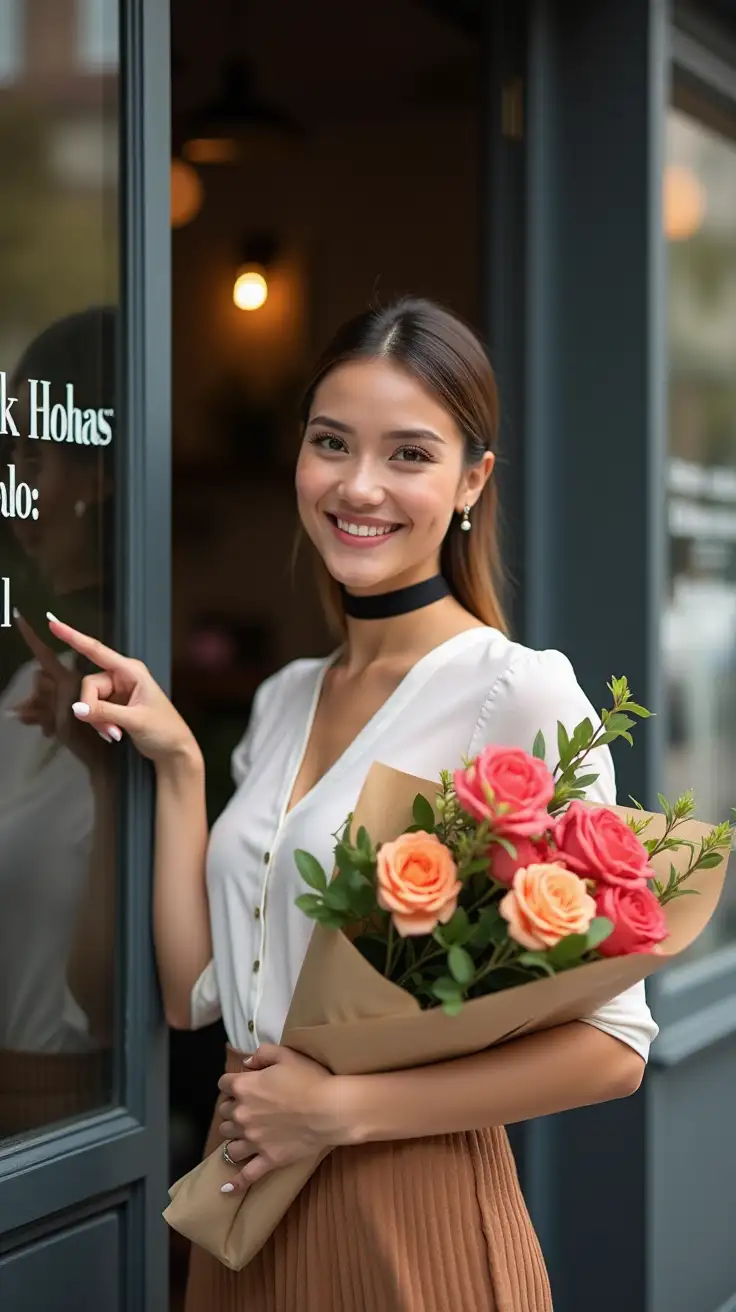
top-left (377, 831), bottom-right (462, 937)
top-left (499, 862), bottom-right (597, 951)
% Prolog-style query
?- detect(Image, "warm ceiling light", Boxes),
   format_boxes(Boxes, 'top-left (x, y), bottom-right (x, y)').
top-left (664, 164), bottom-right (707, 241)
top-left (233, 268), bottom-right (268, 311)
top-left (170, 158), bottom-right (203, 228)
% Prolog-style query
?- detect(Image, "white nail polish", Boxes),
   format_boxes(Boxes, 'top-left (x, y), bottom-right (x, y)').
top-left (46, 611), bottom-right (59, 623)
top-left (221, 1183), bottom-right (235, 1194)
top-left (98, 730), bottom-right (114, 743)
top-left (108, 726), bottom-right (123, 742)
top-left (72, 702), bottom-right (90, 717)
top-left (12, 607), bottom-right (20, 619)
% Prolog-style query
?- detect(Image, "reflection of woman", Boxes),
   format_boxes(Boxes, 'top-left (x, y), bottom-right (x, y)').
top-left (54, 300), bottom-right (657, 1310)
top-left (0, 308), bottom-right (116, 1133)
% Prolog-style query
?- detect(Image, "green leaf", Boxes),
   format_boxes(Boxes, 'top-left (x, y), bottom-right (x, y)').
top-left (311, 905), bottom-right (347, 929)
top-left (557, 721), bottom-right (570, 764)
top-left (623, 702), bottom-right (652, 718)
top-left (547, 933), bottom-right (589, 968)
top-left (532, 730), bottom-right (546, 761)
top-left (448, 945), bottom-right (476, 985)
top-left (431, 975), bottom-right (465, 1003)
top-left (461, 856), bottom-right (492, 877)
top-left (471, 904), bottom-right (507, 951)
top-left (570, 772), bottom-right (600, 791)
top-left (442, 907), bottom-right (472, 946)
top-left (352, 883), bottom-right (379, 917)
top-left (295, 850), bottom-right (328, 891)
top-left (441, 997), bottom-right (464, 1016)
top-left (585, 916), bottom-right (614, 950)
top-left (294, 893), bottom-right (325, 917)
top-left (571, 718), bottom-right (595, 753)
top-left (356, 826), bottom-right (372, 855)
top-left (412, 793), bottom-right (436, 832)
top-left (490, 836), bottom-right (517, 859)
top-left (518, 951), bottom-right (555, 977)
top-left (694, 851), bottom-right (725, 869)
top-left (323, 881), bottom-right (353, 912)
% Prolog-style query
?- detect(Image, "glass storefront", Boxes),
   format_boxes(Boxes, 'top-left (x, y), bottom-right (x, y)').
top-left (0, 0), bottom-right (119, 1139)
top-left (664, 98), bottom-right (736, 954)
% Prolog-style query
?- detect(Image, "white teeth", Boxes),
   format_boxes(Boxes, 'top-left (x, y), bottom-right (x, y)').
top-left (336, 518), bottom-right (395, 538)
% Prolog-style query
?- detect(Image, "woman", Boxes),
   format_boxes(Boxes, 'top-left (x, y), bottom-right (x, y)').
top-left (0, 307), bottom-right (116, 1134)
top-left (46, 299), bottom-right (657, 1310)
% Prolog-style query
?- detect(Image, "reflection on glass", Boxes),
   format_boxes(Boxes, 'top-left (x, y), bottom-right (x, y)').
top-left (0, 1), bottom-right (118, 1140)
top-left (664, 105), bottom-right (736, 956)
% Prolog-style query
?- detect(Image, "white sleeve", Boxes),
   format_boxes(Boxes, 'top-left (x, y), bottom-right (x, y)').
top-left (190, 958), bottom-right (222, 1030)
top-left (189, 677), bottom-right (274, 1029)
top-left (474, 646), bottom-right (659, 1061)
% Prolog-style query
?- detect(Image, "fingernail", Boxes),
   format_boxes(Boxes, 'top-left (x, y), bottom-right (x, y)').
top-left (98, 730), bottom-right (114, 743)
top-left (46, 611), bottom-right (59, 623)
top-left (12, 607), bottom-right (20, 619)
top-left (243, 1056), bottom-right (254, 1067)
top-left (108, 726), bottom-right (123, 742)
top-left (220, 1183), bottom-right (235, 1194)
top-left (72, 702), bottom-right (90, 717)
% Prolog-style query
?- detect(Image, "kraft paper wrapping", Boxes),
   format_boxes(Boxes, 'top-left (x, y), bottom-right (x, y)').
top-left (164, 764), bottom-right (730, 1270)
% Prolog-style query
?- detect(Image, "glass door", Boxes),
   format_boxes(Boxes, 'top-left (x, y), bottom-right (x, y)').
top-left (0, 2), bottom-right (171, 1308)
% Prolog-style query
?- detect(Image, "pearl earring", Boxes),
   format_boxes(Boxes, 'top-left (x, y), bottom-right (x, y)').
top-left (460, 505), bottom-right (471, 532)
top-left (74, 500), bottom-right (86, 519)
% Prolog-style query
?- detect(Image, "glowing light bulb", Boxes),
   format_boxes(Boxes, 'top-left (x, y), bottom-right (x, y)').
top-left (233, 269), bottom-right (268, 311)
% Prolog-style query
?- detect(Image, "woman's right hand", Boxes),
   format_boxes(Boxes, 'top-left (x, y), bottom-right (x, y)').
top-left (43, 613), bottom-right (199, 766)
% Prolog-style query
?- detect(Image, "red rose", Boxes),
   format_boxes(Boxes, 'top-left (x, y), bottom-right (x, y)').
top-left (596, 883), bottom-right (668, 956)
top-left (555, 801), bottom-right (650, 887)
top-left (491, 835), bottom-right (553, 886)
top-left (454, 746), bottom-right (554, 838)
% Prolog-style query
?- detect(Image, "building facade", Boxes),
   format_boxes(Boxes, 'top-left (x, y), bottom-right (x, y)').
top-left (0, 2), bottom-right (735, 1309)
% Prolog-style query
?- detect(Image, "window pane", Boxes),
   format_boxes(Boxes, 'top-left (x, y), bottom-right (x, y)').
top-left (0, 0), bottom-right (119, 1141)
top-left (664, 102), bottom-right (736, 956)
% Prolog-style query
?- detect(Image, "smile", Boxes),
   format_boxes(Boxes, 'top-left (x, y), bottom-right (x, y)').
top-left (326, 514), bottom-right (404, 546)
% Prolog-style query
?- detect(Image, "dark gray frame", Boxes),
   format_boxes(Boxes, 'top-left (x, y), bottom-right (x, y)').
top-left (0, 2), bottom-right (171, 1308)
top-left (484, 2), bottom-right (736, 1310)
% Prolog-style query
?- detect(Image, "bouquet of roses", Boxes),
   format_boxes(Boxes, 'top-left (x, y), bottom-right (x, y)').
top-left (164, 677), bottom-right (732, 1271)
top-left (291, 676), bottom-right (732, 1014)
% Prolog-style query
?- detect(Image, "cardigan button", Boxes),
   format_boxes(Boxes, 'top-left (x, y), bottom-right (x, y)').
top-left (253, 959), bottom-right (261, 973)
top-left (247, 1020), bottom-right (255, 1034)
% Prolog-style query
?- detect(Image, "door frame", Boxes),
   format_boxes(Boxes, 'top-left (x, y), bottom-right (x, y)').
top-left (0, 2), bottom-right (171, 1307)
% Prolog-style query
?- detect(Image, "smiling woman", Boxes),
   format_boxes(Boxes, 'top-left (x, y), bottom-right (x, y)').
top-left (295, 299), bottom-right (505, 638)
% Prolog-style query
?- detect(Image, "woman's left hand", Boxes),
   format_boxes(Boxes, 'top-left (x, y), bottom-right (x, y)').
top-left (217, 1045), bottom-right (337, 1194)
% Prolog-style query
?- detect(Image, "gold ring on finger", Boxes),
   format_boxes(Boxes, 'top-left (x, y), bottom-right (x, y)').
top-left (222, 1140), bottom-right (238, 1167)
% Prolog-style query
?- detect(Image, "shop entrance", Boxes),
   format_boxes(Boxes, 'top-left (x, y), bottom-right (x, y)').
top-left (167, 0), bottom-right (486, 1304)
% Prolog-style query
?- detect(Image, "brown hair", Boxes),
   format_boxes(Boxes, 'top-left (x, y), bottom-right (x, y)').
top-left (300, 297), bottom-right (508, 637)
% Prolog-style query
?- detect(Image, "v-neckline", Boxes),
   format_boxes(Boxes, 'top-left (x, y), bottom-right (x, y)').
top-left (283, 626), bottom-right (493, 821)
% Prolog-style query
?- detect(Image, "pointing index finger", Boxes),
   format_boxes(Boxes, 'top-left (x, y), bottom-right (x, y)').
top-left (46, 613), bottom-right (129, 672)
top-left (14, 611), bottom-right (66, 677)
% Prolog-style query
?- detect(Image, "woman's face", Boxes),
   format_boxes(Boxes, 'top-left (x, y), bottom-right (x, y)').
top-left (296, 358), bottom-right (493, 595)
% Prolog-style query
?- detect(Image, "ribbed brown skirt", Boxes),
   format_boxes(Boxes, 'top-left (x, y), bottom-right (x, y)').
top-left (184, 1048), bottom-right (553, 1312)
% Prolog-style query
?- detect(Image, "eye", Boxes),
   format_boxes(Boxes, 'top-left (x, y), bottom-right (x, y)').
top-left (310, 432), bottom-right (348, 454)
top-left (390, 444), bottom-right (434, 464)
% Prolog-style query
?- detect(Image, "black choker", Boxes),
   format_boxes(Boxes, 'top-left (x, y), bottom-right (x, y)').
top-left (340, 575), bottom-right (451, 620)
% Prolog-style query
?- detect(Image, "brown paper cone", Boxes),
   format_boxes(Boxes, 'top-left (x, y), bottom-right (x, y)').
top-left (164, 763), bottom-right (730, 1269)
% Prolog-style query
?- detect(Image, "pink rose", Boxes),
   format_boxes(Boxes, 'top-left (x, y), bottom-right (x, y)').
top-left (555, 802), bottom-right (650, 888)
top-left (376, 831), bottom-right (462, 938)
top-left (491, 835), bottom-right (552, 886)
top-left (454, 746), bottom-right (554, 838)
top-left (499, 862), bottom-right (597, 951)
top-left (596, 883), bottom-right (668, 956)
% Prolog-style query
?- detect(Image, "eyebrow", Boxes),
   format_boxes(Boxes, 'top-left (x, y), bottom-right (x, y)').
top-left (308, 415), bottom-right (446, 444)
